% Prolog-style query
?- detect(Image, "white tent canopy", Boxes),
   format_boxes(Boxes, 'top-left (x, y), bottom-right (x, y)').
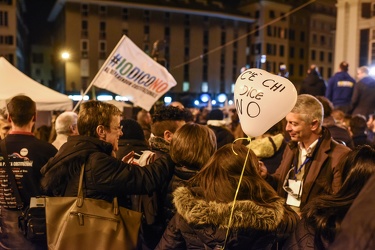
top-left (0, 57), bottom-right (72, 111)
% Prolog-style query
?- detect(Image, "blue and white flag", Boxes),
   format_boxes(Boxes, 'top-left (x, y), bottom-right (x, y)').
top-left (92, 35), bottom-right (176, 111)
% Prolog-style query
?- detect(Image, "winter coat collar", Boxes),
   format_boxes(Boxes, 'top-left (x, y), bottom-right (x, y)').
top-left (248, 133), bottom-right (284, 158)
top-left (41, 135), bottom-right (113, 175)
top-left (174, 165), bottom-right (198, 180)
top-left (40, 135), bottom-right (114, 196)
top-left (173, 186), bottom-right (285, 231)
top-left (207, 120), bottom-right (227, 126)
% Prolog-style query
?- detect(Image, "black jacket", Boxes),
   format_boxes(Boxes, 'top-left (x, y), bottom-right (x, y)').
top-left (283, 217), bottom-right (324, 250)
top-left (300, 72), bottom-right (326, 96)
top-left (350, 76), bottom-right (375, 117)
top-left (164, 164), bottom-right (198, 222)
top-left (207, 125), bottom-right (235, 149)
top-left (116, 138), bottom-right (150, 160)
top-left (40, 135), bottom-right (174, 206)
top-left (329, 174), bottom-right (375, 250)
top-left (323, 117), bottom-right (354, 149)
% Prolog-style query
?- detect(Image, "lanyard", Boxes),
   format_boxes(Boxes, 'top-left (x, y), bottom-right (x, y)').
top-left (292, 137), bottom-right (323, 179)
top-left (294, 156), bottom-right (311, 176)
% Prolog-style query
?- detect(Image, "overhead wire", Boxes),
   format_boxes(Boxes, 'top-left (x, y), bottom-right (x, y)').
top-left (171, 0), bottom-right (317, 71)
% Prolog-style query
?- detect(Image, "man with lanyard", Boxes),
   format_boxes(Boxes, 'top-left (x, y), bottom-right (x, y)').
top-left (260, 94), bottom-right (350, 215)
top-left (0, 95), bottom-right (57, 249)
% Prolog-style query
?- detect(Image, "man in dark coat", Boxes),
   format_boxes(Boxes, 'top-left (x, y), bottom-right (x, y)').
top-left (300, 64), bottom-right (326, 96)
top-left (349, 114), bottom-right (374, 147)
top-left (141, 105), bottom-right (186, 249)
top-left (350, 66), bottom-right (375, 118)
top-left (316, 96), bottom-right (354, 149)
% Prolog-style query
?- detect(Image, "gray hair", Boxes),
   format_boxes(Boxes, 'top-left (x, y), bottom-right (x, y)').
top-left (55, 111), bottom-right (78, 134)
top-left (358, 66), bottom-right (369, 75)
top-left (291, 94), bottom-right (323, 126)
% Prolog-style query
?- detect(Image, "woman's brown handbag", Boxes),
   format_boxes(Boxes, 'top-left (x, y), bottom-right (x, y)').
top-left (44, 164), bottom-right (142, 250)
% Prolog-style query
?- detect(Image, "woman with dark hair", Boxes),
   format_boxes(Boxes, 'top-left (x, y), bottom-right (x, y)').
top-left (157, 144), bottom-right (299, 250)
top-left (283, 145), bottom-right (375, 250)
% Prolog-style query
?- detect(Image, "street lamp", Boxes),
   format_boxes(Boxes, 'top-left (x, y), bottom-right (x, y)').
top-left (61, 51), bottom-right (70, 60)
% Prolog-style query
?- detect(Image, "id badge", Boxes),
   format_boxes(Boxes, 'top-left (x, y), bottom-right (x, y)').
top-left (286, 179), bottom-right (302, 207)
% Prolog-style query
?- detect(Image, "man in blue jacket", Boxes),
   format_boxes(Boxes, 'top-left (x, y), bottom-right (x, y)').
top-left (325, 61), bottom-right (355, 114)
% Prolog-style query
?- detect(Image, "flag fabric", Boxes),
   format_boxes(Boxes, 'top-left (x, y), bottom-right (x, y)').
top-left (91, 35), bottom-right (177, 111)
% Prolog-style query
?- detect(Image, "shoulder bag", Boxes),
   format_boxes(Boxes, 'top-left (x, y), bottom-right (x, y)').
top-left (44, 163), bottom-right (142, 250)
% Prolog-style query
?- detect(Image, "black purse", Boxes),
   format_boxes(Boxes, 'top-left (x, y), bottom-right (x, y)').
top-left (0, 140), bottom-right (47, 242)
top-left (18, 197), bottom-right (47, 242)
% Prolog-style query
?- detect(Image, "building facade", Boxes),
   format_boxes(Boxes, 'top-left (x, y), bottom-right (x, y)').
top-left (1, 0), bottom-right (340, 106)
top-left (308, 1), bottom-right (336, 80)
top-left (47, 0), bottom-right (254, 105)
top-left (241, 0), bottom-right (336, 89)
top-left (30, 45), bottom-right (54, 88)
top-left (0, 0), bottom-right (28, 70)
top-left (336, 0), bottom-right (375, 78)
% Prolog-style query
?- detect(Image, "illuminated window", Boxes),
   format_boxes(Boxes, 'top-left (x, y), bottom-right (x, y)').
top-left (183, 82), bottom-right (189, 92)
top-left (201, 82), bottom-right (208, 92)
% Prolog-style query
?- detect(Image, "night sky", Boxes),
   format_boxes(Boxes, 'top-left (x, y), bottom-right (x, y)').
top-left (25, 0), bottom-right (56, 44)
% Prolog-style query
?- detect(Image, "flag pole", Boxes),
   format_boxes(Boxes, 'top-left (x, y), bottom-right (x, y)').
top-left (72, 35), bottom-right (127, 112)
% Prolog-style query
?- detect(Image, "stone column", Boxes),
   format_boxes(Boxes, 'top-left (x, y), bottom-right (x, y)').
top-left (334, 0), bottom-right (360, 77)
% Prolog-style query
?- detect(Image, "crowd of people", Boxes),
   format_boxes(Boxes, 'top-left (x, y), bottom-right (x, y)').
top-left (300, 61), bottom-right (375, 148)
top-left (0, 62), bottom-right (374, 250)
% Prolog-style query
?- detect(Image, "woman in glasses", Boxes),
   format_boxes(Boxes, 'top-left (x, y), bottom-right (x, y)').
top-left (157, 144), bottom-right (299, 250)
top-left (283, 145), bottom-right (375, 250)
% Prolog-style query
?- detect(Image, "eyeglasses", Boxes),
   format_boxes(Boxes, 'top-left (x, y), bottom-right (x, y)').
top-left (100, 125), bottom-right (123, 132)
top-left (283, 168), bottom-right (303, 200)
top-left (112, 125), bottom-right (123, 131)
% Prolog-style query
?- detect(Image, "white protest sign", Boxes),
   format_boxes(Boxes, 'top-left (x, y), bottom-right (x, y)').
top-left (92, 35), bottom-right (176, 111)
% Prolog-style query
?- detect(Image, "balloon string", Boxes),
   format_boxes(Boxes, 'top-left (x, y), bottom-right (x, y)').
top-left (223, 138), bottom-right (252, 249)
top-left (231, 137), bottom-right (251, 155)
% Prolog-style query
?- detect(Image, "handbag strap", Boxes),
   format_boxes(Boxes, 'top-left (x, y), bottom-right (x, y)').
top-left (76, 164), bottom-right (85, 207)
top-left (75, 163), bottom-right (119, 215)
top-left (0, 139), bottom-right (24, 209)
